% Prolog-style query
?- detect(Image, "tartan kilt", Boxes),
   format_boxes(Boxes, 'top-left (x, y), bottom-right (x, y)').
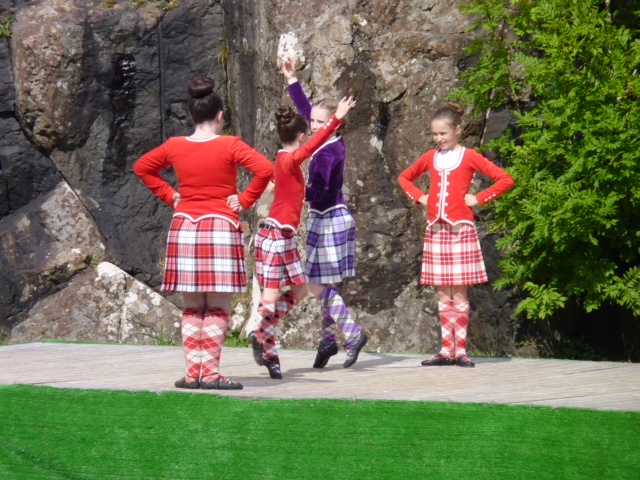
top-left (255, 226), bottom-right (306, 290)
top-left (305, 207), bottom-right (356, 284)
top-left (162, 216), bottom-right (247, 293)
top-left (421, 220), bottom-right (488, 286)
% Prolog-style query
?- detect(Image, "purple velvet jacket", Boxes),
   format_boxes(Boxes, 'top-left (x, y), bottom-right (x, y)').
top-left (288, 81), bottom-right (347, 213)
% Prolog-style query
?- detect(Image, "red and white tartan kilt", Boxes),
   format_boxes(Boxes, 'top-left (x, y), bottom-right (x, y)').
top-left (255, 226), bottom-right (306, 290)
top-left (162, 216), bottom-right (247, 293)
top-left (421, 220), bottom-right (488, 286)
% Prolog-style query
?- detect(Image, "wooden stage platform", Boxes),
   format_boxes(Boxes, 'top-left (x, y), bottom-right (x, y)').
top-left (1, 342), bottom-right (638, 412)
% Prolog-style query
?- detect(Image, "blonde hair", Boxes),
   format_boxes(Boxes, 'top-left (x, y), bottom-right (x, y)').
top-left (315, 98), bottom-right (339, 115)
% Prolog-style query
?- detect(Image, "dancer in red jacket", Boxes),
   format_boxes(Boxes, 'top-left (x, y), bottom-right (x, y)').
top-left (134, 76), bottom-right (273, 389)
top-left (398, 102), bottom-right (514, 368)
top-left (248, 96), bottom-right (356, 379)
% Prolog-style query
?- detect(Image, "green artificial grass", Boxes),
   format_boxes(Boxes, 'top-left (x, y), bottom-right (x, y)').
top-left (1, 385), bottom-right (639, 479)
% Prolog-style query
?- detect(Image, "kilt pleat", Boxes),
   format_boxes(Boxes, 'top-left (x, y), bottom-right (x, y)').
top-left (162, 216), bottom-right (247, 293)
top-left (421, 220), bottom-right (488, 286)
top-left (305, 207), bottom-right (356, 284)
top-left (255, 226), bottom-right (306, 289)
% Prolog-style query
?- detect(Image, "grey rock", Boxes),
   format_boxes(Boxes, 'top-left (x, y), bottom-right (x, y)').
top-left (8, 262), bottom-right (181, 345)
top-left (0, 181), bottom-right (106, 324)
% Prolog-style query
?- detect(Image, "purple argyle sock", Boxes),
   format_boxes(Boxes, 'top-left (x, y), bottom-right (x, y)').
top-left (319, 287), bottom-right (361, 347)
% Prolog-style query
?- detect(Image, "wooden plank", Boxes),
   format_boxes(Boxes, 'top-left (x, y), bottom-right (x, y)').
top-left (0, 343), bottom-right (638, 411)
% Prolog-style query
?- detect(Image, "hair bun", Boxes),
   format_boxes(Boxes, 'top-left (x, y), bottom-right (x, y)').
top-left (275, 106), bottom-right (296, 126)
top-left (444, 101), bottom-right (464, 116)
top-left (188, 76), bottom-right (216, 99)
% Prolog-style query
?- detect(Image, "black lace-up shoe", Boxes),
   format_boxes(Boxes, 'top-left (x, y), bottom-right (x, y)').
top-left (421, 354), bottom-right (455, 366)
top-left (248, 331), bottom-right (264, 366)
top-left (200, 376), bottom-right (244, 390)
top-left (313, 342), bottom-right (339, 368)
top-left (174, 377), bottom-right (200, 389)
top-left (344, 333), bottom-right (368, 368)
top-left (264, 356), bottom-right (283, 379)
top-left (455, 354), bottom-right (475, 368)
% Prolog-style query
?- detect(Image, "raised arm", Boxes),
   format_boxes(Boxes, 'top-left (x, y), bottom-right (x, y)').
top-left (283, 97), bottom-right (356, 172)
top-left (282, 58), bottom-right (312, 121)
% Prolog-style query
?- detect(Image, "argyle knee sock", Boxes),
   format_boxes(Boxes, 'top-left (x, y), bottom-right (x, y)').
top-left (438, 301), bottom-right (455, 359)
top-left (181, 308), bottom-right (204, 381)
top-left (255, 291), bottom-right (299, 360)
top-left (200, 308), bottom-right (229, 382)
top-left (320, 286), bottom-right (361, 348)
top-left (275, 290), bottom-right (298, 322)
top-left (256, 301), bottom-right (279, 359)
top-left (453, 301), bottom-right (470, 358)
top-left (317, 288), bottom-right (338, 346)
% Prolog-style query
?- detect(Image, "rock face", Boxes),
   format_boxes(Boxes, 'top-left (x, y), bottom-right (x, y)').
top-left (0, 181), bottom-right (106, 327)
top-left (1, 0), bottom-right (518, 356)
top-left (9, 262), bottom-right (181, 345)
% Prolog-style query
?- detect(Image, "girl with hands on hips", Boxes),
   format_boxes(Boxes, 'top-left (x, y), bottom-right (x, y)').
top-left (399, 101), bottom-right (514, 369)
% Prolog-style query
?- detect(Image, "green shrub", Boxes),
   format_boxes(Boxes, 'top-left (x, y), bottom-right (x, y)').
top-left (0, 18), bottom-right (12, 40)
top-left (451, 0), bottom-right (640, 320)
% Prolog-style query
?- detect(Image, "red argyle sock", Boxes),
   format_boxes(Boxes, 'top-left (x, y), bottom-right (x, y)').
top-left (453, 301), bottom-right (470, 358)
top-left (181, 308), bottom-right (204, 381)
top-left (200, 308), bottom-right (229, 382)
top-left (256, 291), bottom-right (298, 360)
top-left (438, 301), bottom-right (455, 359)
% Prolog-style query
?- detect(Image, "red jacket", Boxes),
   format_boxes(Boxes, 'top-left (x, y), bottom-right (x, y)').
top-left (267, 115), bottom-right (342, 232)
top-left (134, 135), bottom-right (273, 228)
top-left (398, 148), bottom-right (515, 227)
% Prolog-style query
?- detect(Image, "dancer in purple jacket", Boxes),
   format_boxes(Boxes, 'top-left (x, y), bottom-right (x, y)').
top-left (281, 59), bottom-right (367, 369)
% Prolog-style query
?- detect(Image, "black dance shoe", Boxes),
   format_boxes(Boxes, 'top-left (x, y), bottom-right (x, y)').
top-left (421, 354), bottom-right (455, 366)
top-left (248, 331), bottom-right (264, 366)
top-left (313, 342), bottom-right (339, 368)
top-left (200, 376), bottom-right (244, 390)
top-left (455, 354), bottom-right (475, 368)
top-left (344, 333), bottom-right (368, 368)
top-left (174, 377), bottom-right (200, 389)
top-left (264, 356), bottom-right (283, 379)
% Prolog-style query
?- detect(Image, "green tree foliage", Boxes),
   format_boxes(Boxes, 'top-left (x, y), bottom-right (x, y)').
top-left (451, 0), bottom-right (640, 319)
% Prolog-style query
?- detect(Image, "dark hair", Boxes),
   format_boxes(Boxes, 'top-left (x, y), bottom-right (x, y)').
top-left (275, 106), bottom-right (309, 144)
top-left (188, 76), bottom-right (224, 125)
top-left (432, 101), bottom-right (464, 128)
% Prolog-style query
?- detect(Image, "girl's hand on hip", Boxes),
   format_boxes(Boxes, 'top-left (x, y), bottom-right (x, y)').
top-left (227, 194), bottom-right (243, 212)
top-left (418, 195), bottom-right (428, 206)
top-left (173, 192), bottom-right (181, 209)
top-left (465, 194), bottom-right (479, 207)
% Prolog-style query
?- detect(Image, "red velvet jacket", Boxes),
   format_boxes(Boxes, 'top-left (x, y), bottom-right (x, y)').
top-left (398, 148), bottom-right (515, 227)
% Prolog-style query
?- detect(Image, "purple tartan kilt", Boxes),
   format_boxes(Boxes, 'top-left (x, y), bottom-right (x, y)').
top-left (421, 220), bottom-right (488, 286)
top-left (255, 226), bottom-right (306, 290)
top-left (162, 216), bottom-right (247, 293)
top-left (305, 207), bottom-right (356, 284)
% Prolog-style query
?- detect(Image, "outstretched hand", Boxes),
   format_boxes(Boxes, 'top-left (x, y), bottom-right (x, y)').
top-left (335, 96), bottom-right (356, 120)
top-left (281, 58), bottom-right (297, 81)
